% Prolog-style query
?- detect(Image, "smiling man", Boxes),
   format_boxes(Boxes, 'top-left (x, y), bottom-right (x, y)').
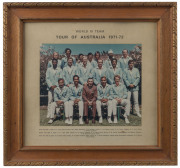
top-left (96, 76), bottom-right (113, 124)
top-left (111, 75), bottom-right (130, 124)
top-left (68, 75), bottom-right (84, 125)
top-left (48, 78), bottom-right (69, 124)
top-left (123, 60), bottom-right (141, 118)
top-left (78, 56), bottom-right (93, 85)
top-left (82, 78), bottom-right (97, 124)
top-left (107, 58), bottom-right (124, 85)
top-left (63, 57), bottom-right (79, 87)
top-left (47, 51), bottom-right (61, 69)
top-left (92, 59), bottom-right (108, 86)
top-left (46, 59), bottom-right (63, 119)
top-left (61, 48), bottom-right (76, 69)
top-left (118, 49), bottom-right (133, 71)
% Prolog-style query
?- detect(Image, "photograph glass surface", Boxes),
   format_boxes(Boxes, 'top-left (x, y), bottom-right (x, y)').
top-left (40, 44), bottom-right (142, 126)
top-left (24, 22), bottom-right (157, 146)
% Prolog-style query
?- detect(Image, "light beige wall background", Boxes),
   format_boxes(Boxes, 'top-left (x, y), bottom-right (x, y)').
top-left (24, 22), bottom-right (157, 146)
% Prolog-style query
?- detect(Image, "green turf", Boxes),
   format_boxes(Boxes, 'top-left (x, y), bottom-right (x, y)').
top-left (40, 109), bottom-right (142, 126)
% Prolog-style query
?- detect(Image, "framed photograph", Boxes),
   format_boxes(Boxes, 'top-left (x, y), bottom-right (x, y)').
top-left (3, 2), bottom-right (177, 165)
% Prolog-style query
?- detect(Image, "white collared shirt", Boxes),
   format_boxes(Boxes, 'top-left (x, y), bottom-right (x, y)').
top-left (112, 67), bottom-right (117, 74)
top-left (122, 56), bottom-right (130, 64)
top-left (128, 67), bottom-right (134, 76)
top-left (97, 67), bottom-right (103, 76)
top-left (100, 84), bottom-right (108, 94)
top-left (115, 83), bottom-right (121, 88)
top-left (74, 86), bottom-right (78, 93)
top-left (123, 58), bottom-right (127, 64)
top-left (98, 69), bottom-right (102, 76)
top-left (59, 86), bottom-right (63, 92)
top-left (82, 65), bottom-right (87, 73)
top-left (102, 86), bottom-right (106, 94)
top-left (67, 65), bottom-right (73, 74)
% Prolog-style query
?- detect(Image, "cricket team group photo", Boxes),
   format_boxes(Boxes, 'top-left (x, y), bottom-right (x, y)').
top-left (40, 44), bottom-right (142, 126)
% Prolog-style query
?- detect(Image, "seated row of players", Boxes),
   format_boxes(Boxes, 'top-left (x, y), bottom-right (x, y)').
top-left (46, 58), bottom-right (141, 124)
top-left (48, 75), bottom-right (132, 124)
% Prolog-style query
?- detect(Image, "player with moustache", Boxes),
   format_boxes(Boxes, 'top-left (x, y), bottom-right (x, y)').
top-left (48, 78), bottom-right (70, 124)
top-left (46, 59), bottom-right (63, 119)
top-left (61, 48), bottom-right (76, 69)
top-left (96, 76), bottom-right (113, 124)
top-left (107, 58), bottom-right (124, 85)
top-left (68, 75), bottom-right (84, 125)
top-left (82, 78), bottom-right (97, 124)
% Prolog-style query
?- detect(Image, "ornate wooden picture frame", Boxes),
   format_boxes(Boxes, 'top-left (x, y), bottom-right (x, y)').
top-left (3, 2), bottom-right (177, 165)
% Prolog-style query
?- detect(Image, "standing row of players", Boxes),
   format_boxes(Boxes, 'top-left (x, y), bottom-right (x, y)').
top-left (46, 48), bottom-right (141, 124)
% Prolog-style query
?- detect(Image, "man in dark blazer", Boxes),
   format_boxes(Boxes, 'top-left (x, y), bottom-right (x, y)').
top-left (82, 78), bottom-right (97, 124)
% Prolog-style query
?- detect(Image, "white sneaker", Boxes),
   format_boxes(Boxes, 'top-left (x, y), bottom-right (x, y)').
top-left (65, 119), bottom-right (69, 124)
top-left (114, 117), bottom-right (117, 123)
top-left (99, 116), bottom-right (103, 123)
top-left (79, 118), bottom-right (84, 125)
top-left (46, 114), bottom-right (50, 118)
top-left (137, 113), bottom-right (142, 118)
top-left (68, 117), bottom-right (73, 125)
top-left (125, 117), bottom-right (130, 124)
top-left (108, 117), bottom-right (112, 123)
top-left (48, 119), bottom-right (53, 124)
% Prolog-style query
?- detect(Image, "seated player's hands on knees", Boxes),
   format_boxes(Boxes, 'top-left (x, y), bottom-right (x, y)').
top-left (56, 100), bottom-right (64, 106)
top-left (104, 98), bottom-right (108, 103)
top-left (74, 99), bottom-right (80, 104)
top-left (88, 101), bottom-right (93, 106)
top-left (101, 98), bottom-right (108, 103)
top-left (118, 98), bottom-right (122, 104)
top-left (50, 85), bottom-right (57, 90)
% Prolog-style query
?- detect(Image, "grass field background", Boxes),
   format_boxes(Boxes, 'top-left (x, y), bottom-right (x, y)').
top-left (40, 108), bottom-right (142, 126)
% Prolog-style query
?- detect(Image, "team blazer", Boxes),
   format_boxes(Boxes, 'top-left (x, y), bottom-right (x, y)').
top-left (107, 67), bottom-right (124, 85)
top-left (104, 59), bottom-right (113, 69)
top-left (63, 66), bottom-right (79, 85)
top-left (118, 56), bottom-right (132, 71)
top-left (97, 84), bottom-right (113, 100)
top-left (123, 67), bottom-right (140, 91)
top-left (92, 67), bottom-right (108, 86)
top-left (87, 60), bottom-right (97, 68)
top-left (54, 86), bottom-right (69, 102)
top-left (61, 56), bottom-right (76, 69)
top-left (69, 84), bottom-right (83, 101)
top-left (110, 84), bottom-right (128, 99)
top-left (76, 62), bottom-right (83, 69)
top-left (47, 59), bottom-right (62, 69)
top-left (46, 67), bottom-right (63, 90)
top-left (78, 65), bottom-right (93, 85)
top-left (91, 60), bottom-right (98, 68)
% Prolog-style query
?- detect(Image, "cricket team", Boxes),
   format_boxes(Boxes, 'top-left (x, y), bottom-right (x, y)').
top-left (45, 48), bottom-right (141, 125)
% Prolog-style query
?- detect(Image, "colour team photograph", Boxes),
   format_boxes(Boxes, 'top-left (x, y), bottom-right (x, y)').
top-left (40, 44), bottom-right (142, 126)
